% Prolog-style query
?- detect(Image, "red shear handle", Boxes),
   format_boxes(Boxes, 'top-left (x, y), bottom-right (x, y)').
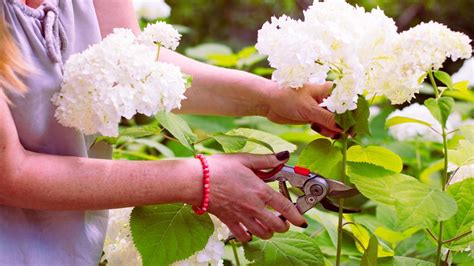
top-left (253, 164), bottom-right (285, 181)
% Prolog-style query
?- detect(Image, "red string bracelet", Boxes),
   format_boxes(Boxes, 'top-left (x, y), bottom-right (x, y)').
top-left (193, 154), bottom-right (210, 215)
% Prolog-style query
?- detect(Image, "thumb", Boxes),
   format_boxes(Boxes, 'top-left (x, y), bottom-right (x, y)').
top-left (309, 105), bottom-right (341, 133)
top-left (308, 82), bottom-right (333, 103)
top-left (239, 151), bottom-right (290, 170)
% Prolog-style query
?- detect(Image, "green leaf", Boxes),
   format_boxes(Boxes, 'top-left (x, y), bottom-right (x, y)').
top-left (130, 204), bottom-right (214, 266)
top-left (182, 115), bottom-right (237, 134)
top-left (352, 96), bottom-right (371, 137)
top-left (453, 80), bottom-right (469, 92)
top-left (156, 112), bottom-right (197, 152)
top-left (442, 178), bottom-right (474, 250)
top-left (348, 163), bottom-right (457, 230)
top-left (298, 139), bottom-right (343, 180)
top-left (385, 116), bottom-right (432, 129)
top-left (348, 163), bottom-right (410, 205)
top-left (460, 125), bottom-right (474, 143)
top-left (132, 138), bottom-right (175, 158)
top-left (393, 180), bottom-right (458, 230)
top-left (347, 145), bottom-right (403, 173)
top-left (185, 43), bottom-right (233, 61)
top-left (243, 231), bottom-right (325, 266)
top-left (361, 235), bottom-right (379, 266)
top-left (335, 111), bottom-right (356, 132)
top-left (434, 70), bottom-right (453, 89)
top-left (225, 128), bottom-right (296, 154)
top-left (449, 140), bottom-right (474, 167)
top-left (120, 123), bottom-right (163, 138)
top-left (377, 256), bottom-right (434, 266)
top-left (424, 97), bottom-right (455, 128)
top-left (344, 219), bottom-right (394, 257)
top-left (213, 133), bottom-right (248, 153)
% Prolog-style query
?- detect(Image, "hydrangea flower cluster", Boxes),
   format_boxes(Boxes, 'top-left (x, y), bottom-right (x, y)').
top-left (52, 23), bottom-right (187, 137)
top-left (387, 103), bottom-right (461, 143)
top-left (102, 209), bottom-right (229, 266)
top-left (138, 21), bottom-right (182, 51)
top-left (102, 208), bottom-right (142, 265)
top-left (256, 0), bottom-right (472, 114)
top-left (133, 0), bottom-right (171, 21)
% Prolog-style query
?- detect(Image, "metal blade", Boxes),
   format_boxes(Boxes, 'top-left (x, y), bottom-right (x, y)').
top-left (326, 179), bottom-right (359, 198)
top-left (320, 198), bottom-right (360, 213)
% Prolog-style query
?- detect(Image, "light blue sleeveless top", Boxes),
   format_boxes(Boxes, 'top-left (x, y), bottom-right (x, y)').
top-left (2, 0), bottom-right (110, 264)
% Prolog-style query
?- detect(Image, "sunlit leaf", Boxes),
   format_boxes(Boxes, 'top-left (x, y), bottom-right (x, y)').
top-left (453, 80), bottom-right (469, 92)
top-left (347, 145), bottom-right (403, 173)
top-left (243, 231), bottom-right (325, 266)
top-left (385, 116), bottom-right (432, 129)
top-left (344, 219), bottom-right (394, 258)
top-left (361, 235), bottom-right (379, 266)
top-left (130, 204), bottom-right (214, 266)
top-left (449, 140), bottom-right (474, 167)
top-left (185, 43), bottom-right (233, 61)
top-left (393, 180), bottom-right (457, 230)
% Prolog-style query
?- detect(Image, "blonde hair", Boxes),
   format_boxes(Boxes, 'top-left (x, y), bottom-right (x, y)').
top-left (0, 10), bottom-right (27, 103)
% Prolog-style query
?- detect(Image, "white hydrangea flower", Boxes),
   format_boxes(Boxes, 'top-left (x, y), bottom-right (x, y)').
top-left (133, 0), bottom-right (171, 21)
top-left (452, 58), bottom-right (474, 87)
top-left (138, 21), bottom-right (182, 51)
top-left (387, 103), bottom-right (461, 142)
top-left (52, 24), bottom-right (187, 137)
top-left (102, 208), bottom-right (142, 266)
top-left (174, 216), bottom-right (229, 266)
top-left (448, 164), bottom-right (474, 185)
top-left (256, 0), bottom-right (473, 113)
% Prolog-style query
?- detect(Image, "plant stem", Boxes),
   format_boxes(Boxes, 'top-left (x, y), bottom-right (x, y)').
top-left (230, 240), bottom-right (241, 266)
top-left (435, 123), bottom-right (449, 266)
top-left (429, 70), bottom-right (440, 99)
top-left (336, 133), bottom-right (349, 266)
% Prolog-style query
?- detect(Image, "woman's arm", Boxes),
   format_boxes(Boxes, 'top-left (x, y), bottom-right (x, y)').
top-left (1, 96), bottom-right (304, 240)
top-left (93, 0), bottom-right (341, 136)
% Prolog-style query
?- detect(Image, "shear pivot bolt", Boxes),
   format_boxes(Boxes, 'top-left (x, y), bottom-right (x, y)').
top-left (310, 184), bottom-right (324, 196)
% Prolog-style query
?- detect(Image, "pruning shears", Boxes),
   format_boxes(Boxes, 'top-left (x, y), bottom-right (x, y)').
top-left (255, 164), bottom-right (360, 216)
top-left (226, 165), bottom-right (360, 242)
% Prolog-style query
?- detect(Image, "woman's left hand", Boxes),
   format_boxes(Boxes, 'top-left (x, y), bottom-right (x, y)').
top-left (265, 82), bottom-right (342, 138)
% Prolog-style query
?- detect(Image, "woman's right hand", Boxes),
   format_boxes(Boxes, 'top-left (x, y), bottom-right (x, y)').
top-left (193, 152), bottom-right (307, 242)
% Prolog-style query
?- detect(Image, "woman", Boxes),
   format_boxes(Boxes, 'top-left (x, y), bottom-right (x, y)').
top-left (0, 0), bottom-right (340, 264)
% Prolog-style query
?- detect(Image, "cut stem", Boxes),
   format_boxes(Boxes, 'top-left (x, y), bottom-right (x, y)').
top-left (336, 133), bottom-right (349, 266)
top-left (230, 240), bottom-right (241, 266)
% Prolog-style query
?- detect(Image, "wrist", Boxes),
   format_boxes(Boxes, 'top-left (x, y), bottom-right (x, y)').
top-left (254, 77), bottom-right (278, 117)
top-left (179, 158), bottom-right (203, 206)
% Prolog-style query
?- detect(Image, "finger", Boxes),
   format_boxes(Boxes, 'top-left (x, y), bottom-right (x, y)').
top-left (239, 152), bottom-right (290, 170)
top-left (265, 190), bottom-right (307, 227)
top-left (308, 105), bottom-right (341, 133)
top-left (241, 217), bottom-right (273, 240)
top-left (307, 82), bottom-right (333, 102)
top-left (227, 222), bottom-right (252, 243)
top-left (257, 209), bottom-right (290, 233)
top-left (311, 123), bottom-right (341, 139)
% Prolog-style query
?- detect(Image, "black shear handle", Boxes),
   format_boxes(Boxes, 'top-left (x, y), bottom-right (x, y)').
top-left (253, 164), bottom-right (285, 181)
